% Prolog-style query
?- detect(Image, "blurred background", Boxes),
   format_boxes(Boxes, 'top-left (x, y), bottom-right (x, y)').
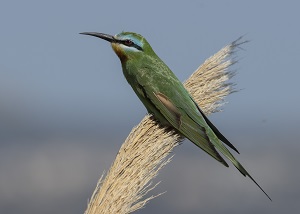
top-left (0, 1), bottom-right (299, 213)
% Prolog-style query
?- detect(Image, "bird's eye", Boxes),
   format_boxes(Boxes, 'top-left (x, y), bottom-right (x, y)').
top-left (124, 39), bottom-right (133, 46)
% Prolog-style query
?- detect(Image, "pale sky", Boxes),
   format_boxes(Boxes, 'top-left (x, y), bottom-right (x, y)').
top-left (0, 1), bottom-right (299, 213)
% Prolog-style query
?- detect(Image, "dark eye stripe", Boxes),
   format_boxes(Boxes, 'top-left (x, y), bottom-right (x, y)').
top-left (120, 39), bottom-right (143, 51)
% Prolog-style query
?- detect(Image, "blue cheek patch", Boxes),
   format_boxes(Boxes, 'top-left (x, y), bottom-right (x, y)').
top-left (115, 33), bottom-right (144, 51)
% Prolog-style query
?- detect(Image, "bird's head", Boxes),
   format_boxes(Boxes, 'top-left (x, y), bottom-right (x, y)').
top-left (80, 31), bottom-right (154, 62)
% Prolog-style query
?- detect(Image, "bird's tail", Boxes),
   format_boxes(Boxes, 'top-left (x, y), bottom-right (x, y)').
top-left (205, 126), bottom-right (272, 201)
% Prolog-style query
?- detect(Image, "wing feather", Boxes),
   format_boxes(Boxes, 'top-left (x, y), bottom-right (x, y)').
top-left (151, 90), bottom-right (229, 167)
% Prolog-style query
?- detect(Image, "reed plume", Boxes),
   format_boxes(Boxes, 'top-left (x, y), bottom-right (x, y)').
top-left (84, 38), bottom-right (245, 214)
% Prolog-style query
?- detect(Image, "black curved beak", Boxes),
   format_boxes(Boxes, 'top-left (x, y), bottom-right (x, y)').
top-left (80, 32), bottom-right (116, 43)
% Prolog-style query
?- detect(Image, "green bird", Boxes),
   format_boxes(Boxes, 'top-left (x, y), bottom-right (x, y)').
top-left (80, 31), bottom-right (271, 200)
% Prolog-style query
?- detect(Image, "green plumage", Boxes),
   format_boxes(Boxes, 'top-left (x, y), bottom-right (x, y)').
top-left (81, 31), bottom-right (271, 200)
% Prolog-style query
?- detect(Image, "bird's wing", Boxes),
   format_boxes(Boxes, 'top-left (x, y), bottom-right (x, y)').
top-left (192, 100), bottom-right (240, 154)
top-left (140, 84), bottom-right (229, 167)
top-left (141, 84), bottom-right (271, 200)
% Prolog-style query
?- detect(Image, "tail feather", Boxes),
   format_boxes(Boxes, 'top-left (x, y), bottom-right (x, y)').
top-left (232, 160), bottom-right (272, 201)
top-left (208, 129), bottom-right (271, 200)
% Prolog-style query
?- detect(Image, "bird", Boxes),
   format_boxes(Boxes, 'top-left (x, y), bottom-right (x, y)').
top-left (80, 31), bottom-right (271, 201)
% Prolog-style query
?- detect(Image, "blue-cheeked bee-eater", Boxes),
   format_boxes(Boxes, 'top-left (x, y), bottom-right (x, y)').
top-left (80, 31), bottom-right (271, 200)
